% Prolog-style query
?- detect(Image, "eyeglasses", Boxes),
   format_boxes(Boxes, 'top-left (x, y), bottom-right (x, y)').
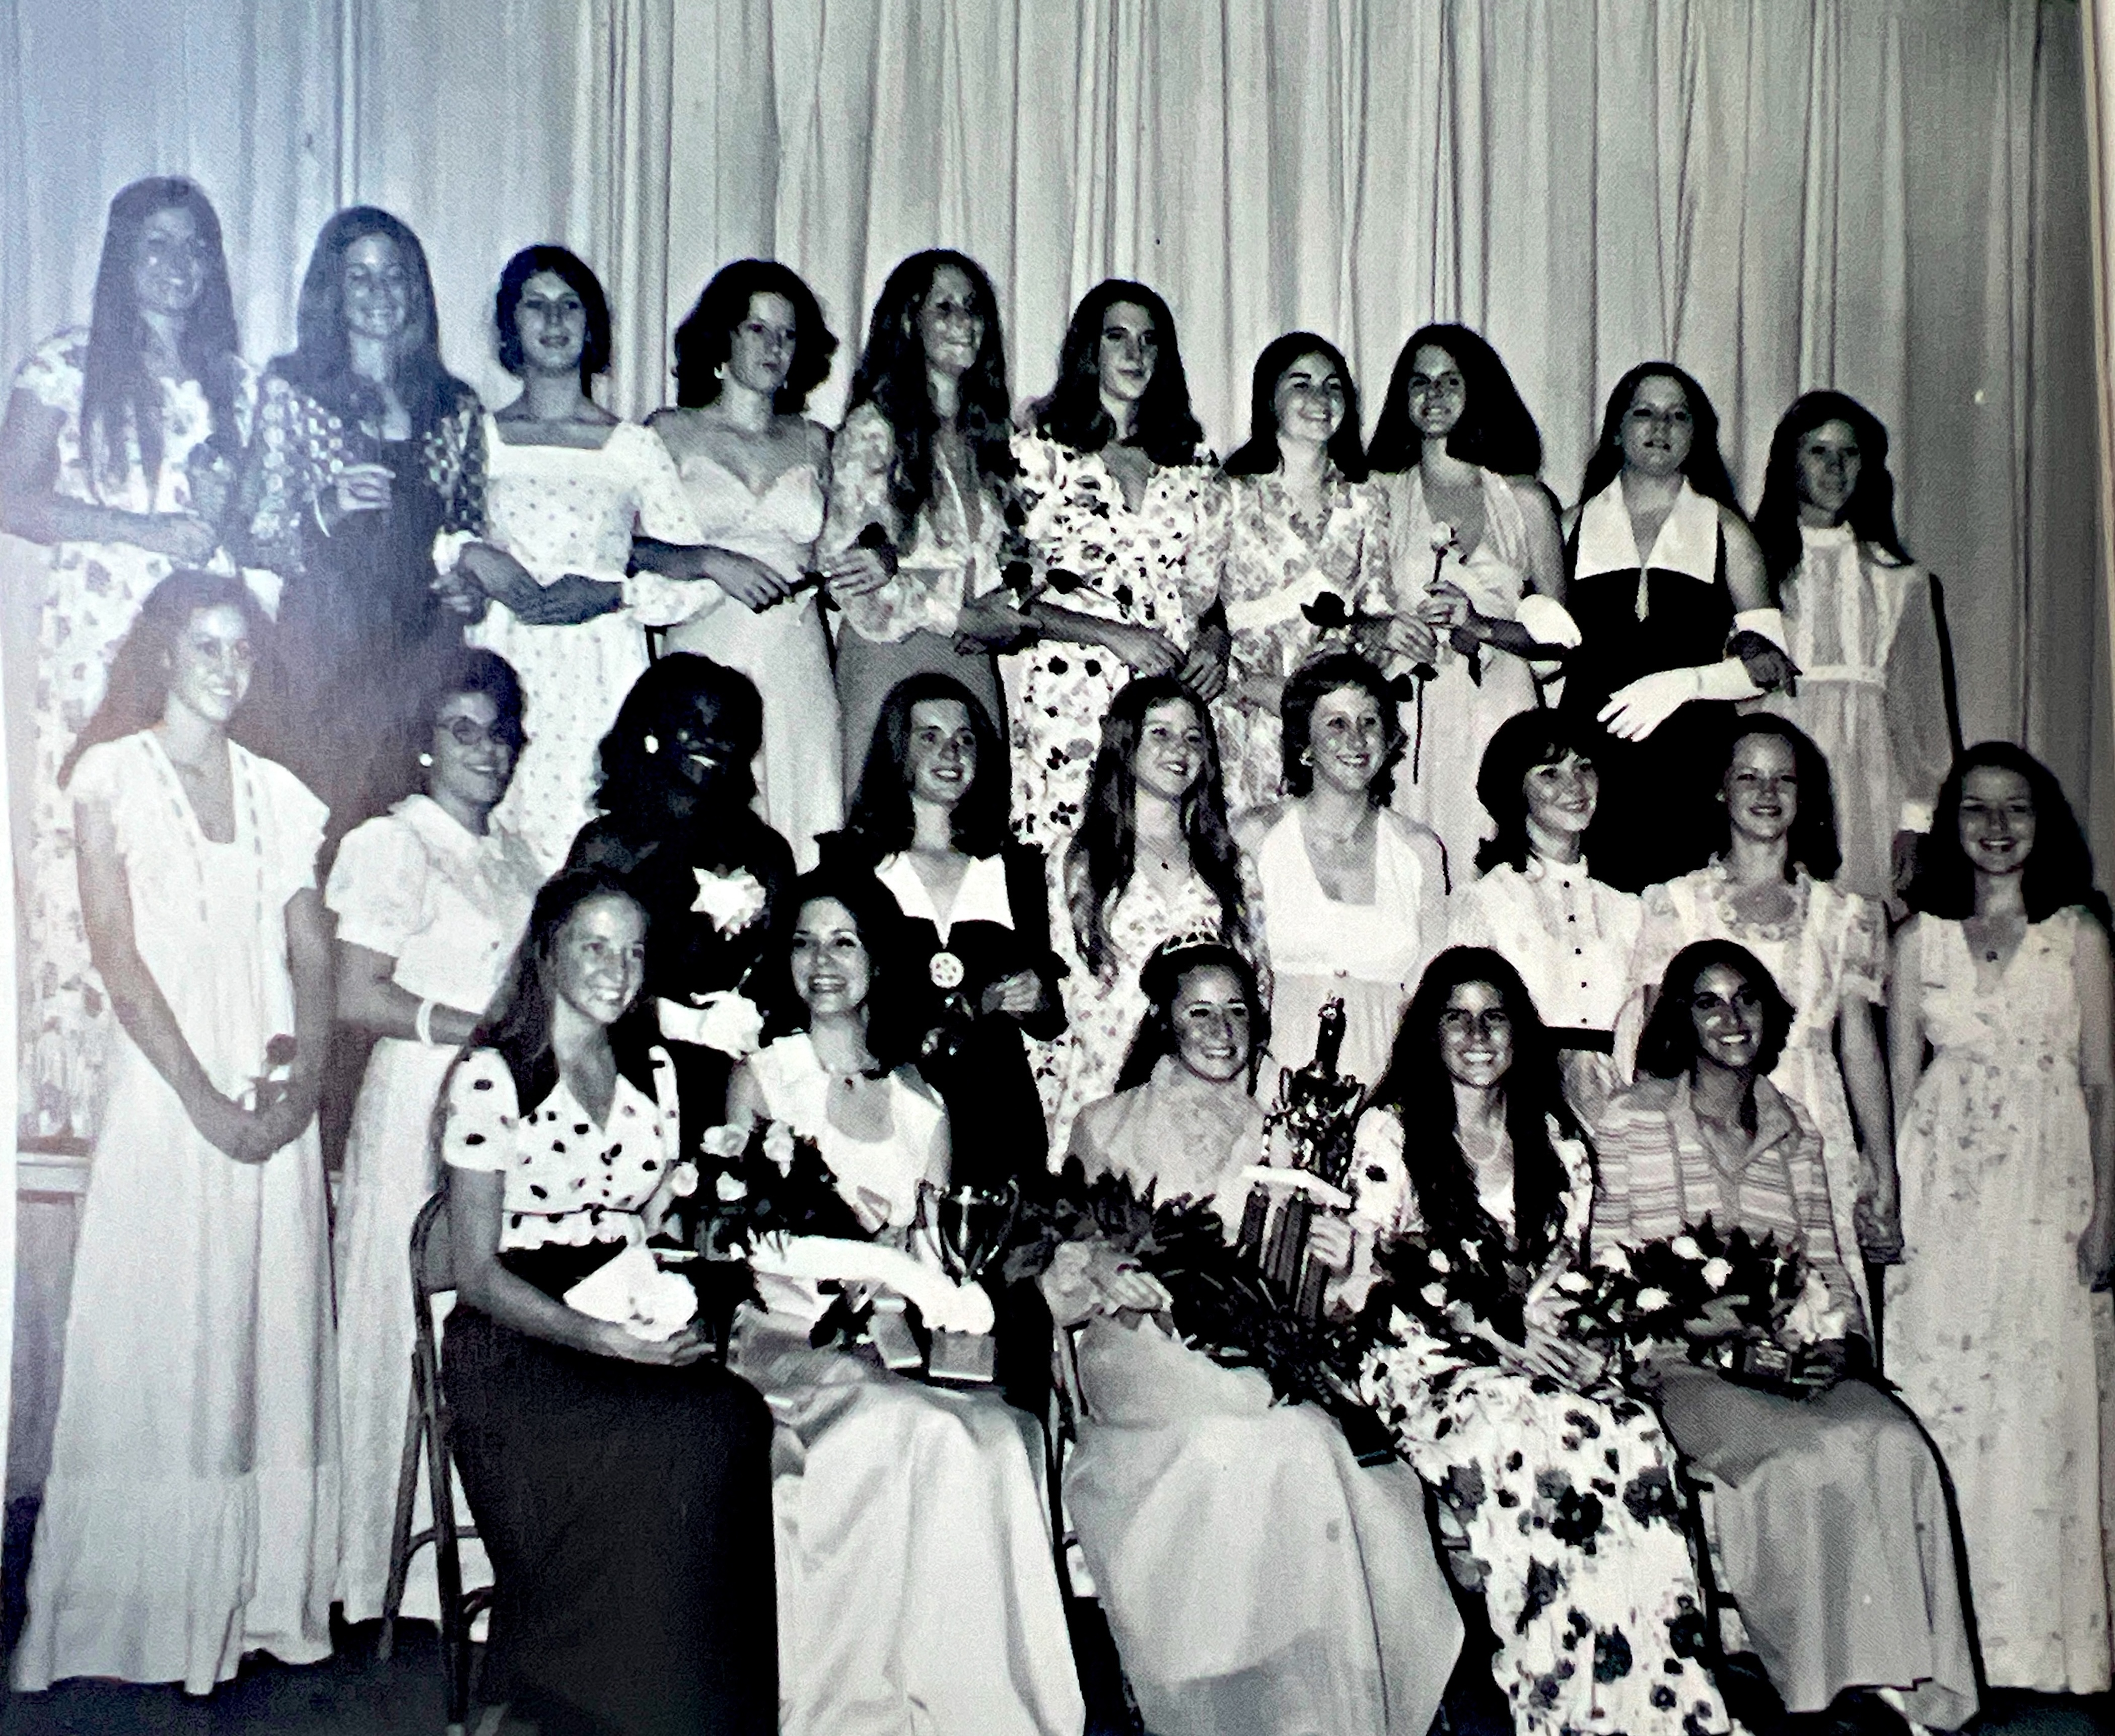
top-left (437, 716), bottom-right (519, 749)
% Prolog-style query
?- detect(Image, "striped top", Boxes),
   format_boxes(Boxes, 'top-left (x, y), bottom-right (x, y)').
top-left (1590, 1074), bottom-right (1863, 1339)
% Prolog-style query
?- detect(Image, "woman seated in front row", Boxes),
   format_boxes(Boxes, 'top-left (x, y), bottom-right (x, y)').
top-left (1049, 937), bottom-right (1462, 1736)
top-left (721, 866), bottom-right (1086, 1736)
top-left (1595, 939), bottom-right (1979, 1729)
top-left (440, 870), bottom-right (777, 1736)
top-left (1354, 946), bottom-right (1733, 1736)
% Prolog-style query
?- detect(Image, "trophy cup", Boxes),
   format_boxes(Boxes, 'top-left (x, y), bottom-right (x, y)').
top-left (920, 1180), bottom-right (1021, 1384)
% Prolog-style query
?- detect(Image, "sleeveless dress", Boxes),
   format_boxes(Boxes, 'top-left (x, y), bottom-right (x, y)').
top-left (1887, 911), bottom-right (2111, 1691)
top-left (1620, 865), bottom-right (1888, 1320)
top-left (641, 435), bottom-right (843, 869)
top-left (15, 734), bottom-right (337, 1693)
top-left (463, 417), bottom-right (704, 871)
top-left (1252, 805), bottom-right (1445, 1087)
top-left (1379, 466), bottom-right (1542, 879)
top-left (324, 794), bottom-right (543, 1624)
top-left (1561, 481), bottom-right (1733, 893)
top-left (731, 1033), bottom-right (1086, 1736)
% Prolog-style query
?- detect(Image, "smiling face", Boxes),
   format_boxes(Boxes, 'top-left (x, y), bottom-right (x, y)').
top-left (1097, 300), bottom-right (1159, 415)
top-left (1687, 962), bottom-right (1765, 1075)
top-left (163, 603), bottom-right (254, 728)
top-left (789, 896), bottom-right (873, 1020)
top-left (1617, 374), bottom-right (1694, 479)
top-left (728, 290), bottom-right (798, 398)
top-left (1272, 350), bottom-right (1348, 449)
top-left (513, 269), bottom-right (589, 378)
top-left (426, 690), bottom-right (517, 817)
top-left (341, 230), bottom-right (413, 346)
top-left (550, 893), bottom-right (648, 1028)
top-left (1957, 764), bottom-right (2037, 879)
top-left (918, 263), bottom-right (985, 382)
top-left (1131, 698), bottom-right (1208, 806)
top-left (131, 203), bottom-right (208, 320)
top-left (1795, 417), bottom-right (1863, 525)
top-left (1169, 963), bottom-right (1252, 1083)
top-left (1723, 731), bottom-right (1799, 847)
top-left (1307, 684), bottom-right (1387, 797)
top-left (1522, 749), bottom-right (1598, 841)
top-left (1404, 342), bottom-right (1466, 442)
top-left (668, 691), bottom-right (748, 806)
top-left (1437, 980), bottom-right (1514, 1092)
top-left (904, 697), bottom-right (976, 809)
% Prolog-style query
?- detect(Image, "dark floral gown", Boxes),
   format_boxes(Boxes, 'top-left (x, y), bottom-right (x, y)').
top-left (1353, 1108), bottom-right (1731, 1736)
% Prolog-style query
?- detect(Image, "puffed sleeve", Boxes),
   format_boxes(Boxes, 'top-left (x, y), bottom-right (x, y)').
top-left (246, 752), bottom-right (327, 914)
top-left (324, 813), bottom-right (430, 959)
top-left (441, 1047), bottom-right (519, 1173)
top-left (1882, 564), bottom-right (1956, 834)
top-left (624, 420), bottom-right (726, 628)
top-left (1349, 1105), bottom-right (1413, 1236)
top-left (1011, 430), bottom-right (1065, 545)
top-left (822, 405), bottom-right (951, 643)
top-left (65, 740), bottom-right (127, 840)
top-left (14, 329), bottom-right (85, 413)
top-left (626, 422), bottom-right (706, 547)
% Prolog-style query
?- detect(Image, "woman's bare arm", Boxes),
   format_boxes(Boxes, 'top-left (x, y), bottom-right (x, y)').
top-left (334, 939), bottom-right (481, 1047)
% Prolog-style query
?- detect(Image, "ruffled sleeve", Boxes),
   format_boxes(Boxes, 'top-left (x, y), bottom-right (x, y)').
top-left (823, 405), bottom-right (954, 643)
top-left (245, 748), bottom-right (328, 914)
top-left (623, 422), bottom-right (707, 547)
top-left (441, 1047), bottom-right (519, 1173)
top-left (65, 739), bottom-right (129, 840)
top-left (13, 329), bottom-right (85, 414)
top-left (324, 811), bottom-right (431, 958)
top-left (1011, 430), bottom-right (1066, 545)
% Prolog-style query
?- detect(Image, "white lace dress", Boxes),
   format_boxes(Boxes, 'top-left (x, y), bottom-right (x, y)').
top-left (1887, 910), bottom-right (2112, 1691)
top-left (458, 418), bottom-right (702, 870)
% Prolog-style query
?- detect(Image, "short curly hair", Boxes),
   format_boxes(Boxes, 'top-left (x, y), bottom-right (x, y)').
top-left (1279, 652), bottom-right (1406, 806)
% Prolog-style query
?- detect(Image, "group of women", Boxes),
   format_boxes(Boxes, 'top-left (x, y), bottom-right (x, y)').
top-left (0, 173), bottom-right (2104, 1736)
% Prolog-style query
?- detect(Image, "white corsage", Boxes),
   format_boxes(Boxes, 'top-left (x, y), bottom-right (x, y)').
top-left (657, 990), bottom-right (764, 1058)
top-left (1781, 1269), bottom-right (1850, 1347)
top-left (691, 866), bottom-right (768, 934)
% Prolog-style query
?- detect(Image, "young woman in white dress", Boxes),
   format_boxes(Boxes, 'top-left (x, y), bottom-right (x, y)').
top-left (15, 571), bottom-right (336, 1693)
top-left (636, 260), bottom-right (845, 866)
top-left (1888, 744), bottom-right (2114, 1691)
top-left (723, 869), bottom-right (1086, 1736)
top-left (1050, 940), bottom-right (1462, 1736)
top-left (442, 246), bottom-right (707, 871)
top-left (1235, 652), bottom-right (1446, 1089)
top-left (324, 650), bottom-right (543, 1626)
top-left (1365, 324), bottom-right (1568, 878)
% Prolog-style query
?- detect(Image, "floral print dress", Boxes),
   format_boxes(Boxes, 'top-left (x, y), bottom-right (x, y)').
top-left (1006, 434), bottom-right (1221, 848)
top-left (1355, 1107), bottom-right (1731, 1736)
top-left (1886, 909), bottom-right (2111, 1691)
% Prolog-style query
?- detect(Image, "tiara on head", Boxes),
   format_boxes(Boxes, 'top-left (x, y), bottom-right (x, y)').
top-left (1144, 928), bottom-right (1230, 968)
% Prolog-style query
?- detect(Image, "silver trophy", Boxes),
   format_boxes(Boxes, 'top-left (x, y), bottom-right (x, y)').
top-left (920, 1181), bottom-right (1020, 1384)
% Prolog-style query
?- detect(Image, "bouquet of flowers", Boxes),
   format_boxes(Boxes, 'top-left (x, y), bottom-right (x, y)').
top-left (1365, 1229), bottom-right (1535, 1366)
top-left (1553, 1217), bottom-right (1846, 1395)
top-left (696, 1119), bottom-right (869, 1257)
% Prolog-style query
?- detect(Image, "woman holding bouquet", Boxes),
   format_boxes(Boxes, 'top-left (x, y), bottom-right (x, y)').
top-left (1049, 937), bottom-right (1460, 1736)
top-left (1354, 947), bottom-right (1731, 1736)
top-left (1595, 940), bottom-right (1978, 1729)
top-left (721, 867), bottom-right (1086, 1736)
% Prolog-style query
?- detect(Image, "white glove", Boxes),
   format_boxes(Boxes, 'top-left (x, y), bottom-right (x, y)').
top-left (1516, 593), bottom-right (1583, 651)
top-left (1598, 667), bottom-right (1701, 740)
top-left (750, 1235), bottom-right (998, 1335)
top-left (1691, 656), bottom-right (1765, 702)
top-left (1730, 606), bottom-right (1789, 652)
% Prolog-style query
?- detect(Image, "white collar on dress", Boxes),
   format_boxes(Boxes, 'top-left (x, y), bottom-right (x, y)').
top-left (1797, 520), bottom-right (1857, 552)
top-left (875, 850), bottom-right (1013, 940)
top-left (1574, 476), bottom-right (1718, 584)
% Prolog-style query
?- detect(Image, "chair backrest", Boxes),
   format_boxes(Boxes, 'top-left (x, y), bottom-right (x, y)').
top-left (410, 1189), bottom-right (455, 1300)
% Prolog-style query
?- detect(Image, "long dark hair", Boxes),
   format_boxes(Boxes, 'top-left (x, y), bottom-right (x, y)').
top-left (78, 177), bottom-right (242, 502)
top-left (1712, 715), bottom-right (1842, 883)
top-left (1365, 947), bottom-right (1581, 1270)
top-left (672, 259), bottom-right (837, 413)
top-left (1065, 676), bottom-right (1247, 977)
top-left (1906, 742), bottom-right (2109, 926)
top-left (1751, 390), bottom-right (1911, 594)
top-left (1223, 332), bottom-right (1368, 481)
top-left (1113, 939), bottom-right (1270, 1093)
top-left (591, 654), bottom-right (763, 835)
top-left (1635, 939), bottom-right (1795, 1091)
top-left (1472, 708), bottom-right (1599, 875)
top-left (495, 245), bottom-right (612, 388)
top-left (1366, 324), bottom-right (1542, 478)
top-left (473, 870), bottom-right (660, 1114)
top-left (846, 250), bottom-right (1014, 528)
top-left (1032, 280), bottom-right (1205, 468)
top-left (843, 674), bottom-right (1008, 858)
top-left (1280, 651), bottom-right (1406, 806)
top-left (1577, 361), bottom-right (1740, 514)
top-left (59, 568), bottom-right (274, 785)
top-left (762, 866), bottom-right (921, 1071)
top-left (272, 206), bottom-right (469, 432)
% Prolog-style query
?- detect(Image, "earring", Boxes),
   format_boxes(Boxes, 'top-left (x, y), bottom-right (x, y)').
top-left (713, 363), bottom-right (725, 381)
top-left (643, 733), bottom-right (660, 755)
top-left (417, 752), bottom-right (433, 768)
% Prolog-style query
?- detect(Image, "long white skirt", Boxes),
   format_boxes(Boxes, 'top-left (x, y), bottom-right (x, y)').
top-left (14, 1032), bottom-right (339, 1693)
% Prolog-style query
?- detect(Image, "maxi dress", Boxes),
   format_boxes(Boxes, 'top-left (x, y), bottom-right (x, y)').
top-left (639, 429), bottom-right (843, 869)
top-left (14, 733), bottom-right (338, 1693)
top-left (1056, 1059), bottom-right (1462, 1736)
top-left (1354, 1107), bottom-right (1732, 1736)
top-left (730, 1032), bottom-right (1086, 1736)
top-left (1007, 433), bottom-right (1221, 849)
top-left (324, 793), bottom-right (543, 1625)
top-left (1887, 910), bottom-right (2112, 1691)
top-left (12, 328), bottom-right (259, 1143)
top-left (1379, 465), bottom-right (1543, 881)
top-left (460, 417), bottom-right (704, 872)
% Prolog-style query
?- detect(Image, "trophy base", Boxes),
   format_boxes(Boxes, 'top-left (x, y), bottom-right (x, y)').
top-left (927, 1328), bottom-right (997, 1384)
top-left (866, 1308), bottom-right (926, 1372)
